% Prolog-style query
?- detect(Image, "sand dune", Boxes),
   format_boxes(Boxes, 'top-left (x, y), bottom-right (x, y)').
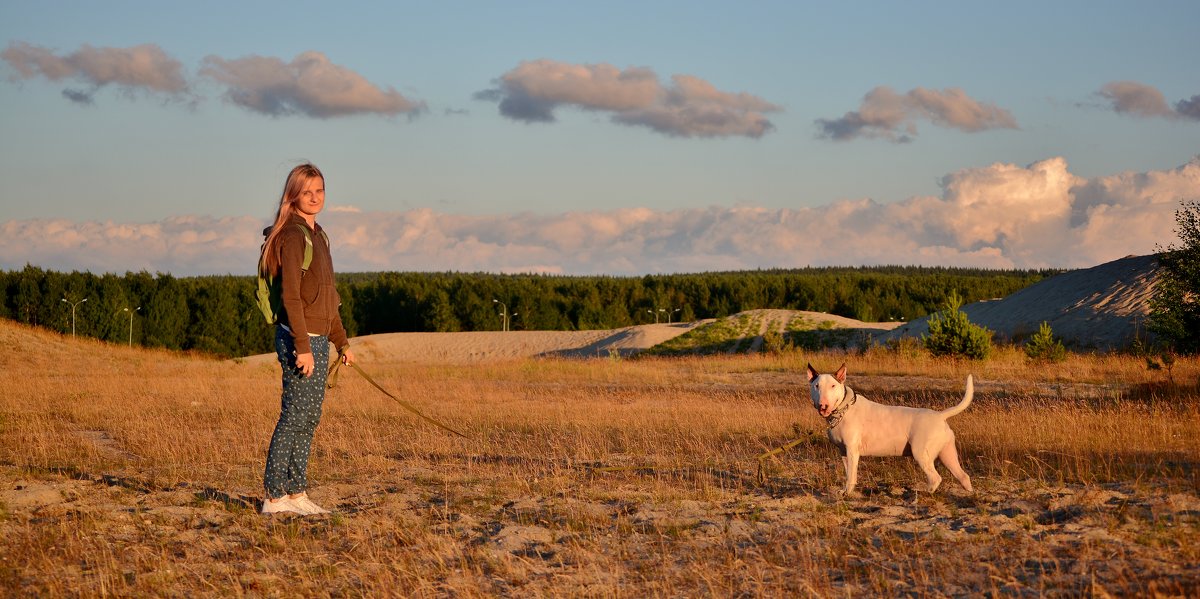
top-left (241, 321), bottom-right (709, 365)
top-left (881, 254), bottom-right (1159, 350)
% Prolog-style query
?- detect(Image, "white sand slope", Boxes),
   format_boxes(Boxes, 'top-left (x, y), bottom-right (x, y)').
top-left (241, 321), bottom-right (708, 365)
top-left (879, 254), bottom-right (1160, 350)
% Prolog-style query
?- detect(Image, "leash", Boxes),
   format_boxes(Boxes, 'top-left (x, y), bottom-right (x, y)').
top-left (586, 434), bottom-right (822, 485)
top-left (755, 436), bottom-right (809, 484)
top-left (325, 357), bottom-right (810, 479)
top-left (327, 358), bottom-right (470, 439)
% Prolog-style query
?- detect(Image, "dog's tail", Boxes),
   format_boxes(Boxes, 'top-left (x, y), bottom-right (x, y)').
top-left (939, 374), bottom-right (974, 420)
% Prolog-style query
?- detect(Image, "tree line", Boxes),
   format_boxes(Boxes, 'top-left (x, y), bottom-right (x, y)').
top-left (0, 264), bottom-right (1055, 357)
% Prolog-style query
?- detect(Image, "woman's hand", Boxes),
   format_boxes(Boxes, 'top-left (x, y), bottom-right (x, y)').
top-left (340, 348), bottom-right (356, 367)
top-left (295, 352), bottom-right (315, 377)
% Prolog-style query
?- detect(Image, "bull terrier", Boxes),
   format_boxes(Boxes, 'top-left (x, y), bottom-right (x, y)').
top-left (807, 363), bottom-right (974, 496)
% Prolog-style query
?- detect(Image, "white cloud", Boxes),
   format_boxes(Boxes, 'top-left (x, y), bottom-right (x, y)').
top-left (199, 51), bottom-right (424, 119)
top-left (475, 59), bottom-right (781, 138)
top-left (816, 86), bottom-right (1019, 142)
top-left (2, 41), bottom-right (190, 104)
top-left (3, 158), bottom-right (1197, 276)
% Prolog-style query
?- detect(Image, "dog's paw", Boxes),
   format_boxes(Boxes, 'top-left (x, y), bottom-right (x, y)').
top-left (835, 488), bottom-right (861, 500)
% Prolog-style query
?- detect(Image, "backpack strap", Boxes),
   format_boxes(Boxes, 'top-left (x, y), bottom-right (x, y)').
top-left (295, 223), bottom-right (314, 272)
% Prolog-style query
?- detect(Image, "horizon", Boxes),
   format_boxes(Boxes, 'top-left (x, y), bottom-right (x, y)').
top-left (2, 2), bottom-right (1197, 276)
top-left (1, 259), bottom-right (1075, 279)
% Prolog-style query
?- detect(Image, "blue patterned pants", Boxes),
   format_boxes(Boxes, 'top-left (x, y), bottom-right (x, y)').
top-left (264, 325), bottom-right (329, 499)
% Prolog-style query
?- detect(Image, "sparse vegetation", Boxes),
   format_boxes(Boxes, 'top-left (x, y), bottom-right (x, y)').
top-left (1, 319), bottom-right (1198, 596)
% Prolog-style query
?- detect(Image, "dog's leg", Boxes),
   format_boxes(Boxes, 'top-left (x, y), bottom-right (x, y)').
top-left (938, 441), bottom-right (973, 493)
top-left (842, 450), bottom-right (861, 497)
top-left (914, 449), bottom-right (943, 493)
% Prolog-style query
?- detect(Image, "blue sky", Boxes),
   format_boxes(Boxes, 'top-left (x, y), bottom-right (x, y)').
top-left (1, 1), bottom-right (1197, 275)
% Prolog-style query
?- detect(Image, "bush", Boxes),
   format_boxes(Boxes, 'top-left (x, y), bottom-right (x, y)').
top-left (761, 329), bottom-right (791, 354)
top-left (1025, 321), bottom-right (1067, 362)
top-left (923, 291), bottom-right (993, 360)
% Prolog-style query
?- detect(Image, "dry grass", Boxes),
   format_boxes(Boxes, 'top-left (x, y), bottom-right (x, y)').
top-left (2, 319), bottom-right (1198, 596)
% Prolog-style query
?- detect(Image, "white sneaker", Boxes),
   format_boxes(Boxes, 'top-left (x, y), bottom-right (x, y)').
top-left (291, 492), bottom-right (331, 515)
top-left (261, 496), bottom-right (303, 515)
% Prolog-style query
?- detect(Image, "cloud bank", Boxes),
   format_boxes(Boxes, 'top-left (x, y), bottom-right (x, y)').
top-left (2, 42), bottom-right (190, 104)
top-left (199, 51), bottom-right (425, 118)
top-left (2, 41), bottom-right (424, 119)
top-left (475, 59), bottom-right (781, 138)
top-left (1097, 81), bottom-right (1200, 121)
top-left (816, 86), bottom-right (1019, 142)
top-left (4, 158), bottom-right (1195, 277)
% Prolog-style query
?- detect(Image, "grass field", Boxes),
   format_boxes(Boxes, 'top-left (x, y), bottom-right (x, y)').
top-left (2, 319), bottom-right (1198, 596)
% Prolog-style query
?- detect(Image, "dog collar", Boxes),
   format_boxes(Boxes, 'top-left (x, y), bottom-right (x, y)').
top-left (825, 387), bottom-right (856, 429)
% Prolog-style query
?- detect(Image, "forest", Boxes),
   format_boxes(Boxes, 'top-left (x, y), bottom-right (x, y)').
top-left (0, 265), bottom-right (1057, 358)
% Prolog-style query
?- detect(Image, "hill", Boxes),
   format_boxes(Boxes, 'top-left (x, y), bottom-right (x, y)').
top-left (879, 254), bottom-right (1159, 350)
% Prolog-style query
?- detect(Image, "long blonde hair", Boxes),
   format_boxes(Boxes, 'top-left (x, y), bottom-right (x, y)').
top-left (259, 163), bottom-right (324, 276)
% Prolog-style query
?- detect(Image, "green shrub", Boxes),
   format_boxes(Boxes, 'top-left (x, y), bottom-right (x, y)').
top-left (761, 329), bottom-right (792, 354)
top-left (1025, 321), bottom-right (1067, 362)
top-left (923, 291), bottom-right (993, 360)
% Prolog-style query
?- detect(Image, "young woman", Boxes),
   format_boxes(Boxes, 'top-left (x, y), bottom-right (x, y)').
top-left (258, 163), bottom-right (355, 516)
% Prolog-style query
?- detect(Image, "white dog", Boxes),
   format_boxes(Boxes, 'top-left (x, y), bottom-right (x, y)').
top-left (807, 363), bottom-right (974, 496)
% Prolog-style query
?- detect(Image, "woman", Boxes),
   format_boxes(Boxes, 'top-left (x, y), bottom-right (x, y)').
top-left (259, 163), bottom-right (355, 516)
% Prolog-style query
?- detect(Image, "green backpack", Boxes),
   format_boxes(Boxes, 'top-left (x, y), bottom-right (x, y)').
top-left (255, 223), bottom-right (329, 325)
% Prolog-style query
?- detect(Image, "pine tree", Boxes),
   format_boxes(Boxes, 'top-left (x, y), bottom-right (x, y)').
top-left (1025, 321), bottom-right (1067, 362)
top-left (923, 291), bottom-right (993, 360)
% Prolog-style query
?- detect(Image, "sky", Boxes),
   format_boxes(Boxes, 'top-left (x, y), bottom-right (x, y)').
top-left (1, 1), bottom-right (1197, 276)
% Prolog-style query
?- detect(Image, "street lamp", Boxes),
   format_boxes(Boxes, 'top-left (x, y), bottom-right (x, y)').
top-left (493, 299), bottom-right (511, 332)
top-left (61, 296), bottom-right (88, 337)
top-left (646, 309), bottom-right (658, 324)
top-left (122, 306), bottom-right (140, 346)
top-left (666, 308), bottom-right (681, 324)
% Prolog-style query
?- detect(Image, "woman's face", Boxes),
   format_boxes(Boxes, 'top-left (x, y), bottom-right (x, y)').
top-left (293, 176), bottom-right (325, 219)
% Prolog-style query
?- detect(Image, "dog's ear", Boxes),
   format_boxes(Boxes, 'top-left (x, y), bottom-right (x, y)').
top-left (806, 363), bottom-right (818, 382)
top-left (834, 363), bottom-right (847, 383)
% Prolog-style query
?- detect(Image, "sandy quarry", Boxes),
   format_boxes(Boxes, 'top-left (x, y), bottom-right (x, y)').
top-left (242, 254), bottom-right (1161, 365)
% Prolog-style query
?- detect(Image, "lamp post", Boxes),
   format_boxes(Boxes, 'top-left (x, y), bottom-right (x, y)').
top-left (122, 306), bottom-right (140, 346)
top-left (493, 299), bottom-right (511, 332)
top-left (61, 296), bottom-right (88, 337)
top-left (666, 308), bottom-right (681, 323)
top-left (646, 309), bottom-right (658, 324)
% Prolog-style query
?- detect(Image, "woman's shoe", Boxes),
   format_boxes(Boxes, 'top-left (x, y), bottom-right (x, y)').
top-left (290, 492), bottom-right (331, 515)
top-left (261, 496), bottom-right (303, 515)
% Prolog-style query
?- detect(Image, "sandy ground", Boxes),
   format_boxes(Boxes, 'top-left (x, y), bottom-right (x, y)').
top-left (4, 455), bottom-right (1197, 595)
top-left (241, 320), bottom-right (709, 366)
top-left (242, 309), bottom-right (903, 366)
